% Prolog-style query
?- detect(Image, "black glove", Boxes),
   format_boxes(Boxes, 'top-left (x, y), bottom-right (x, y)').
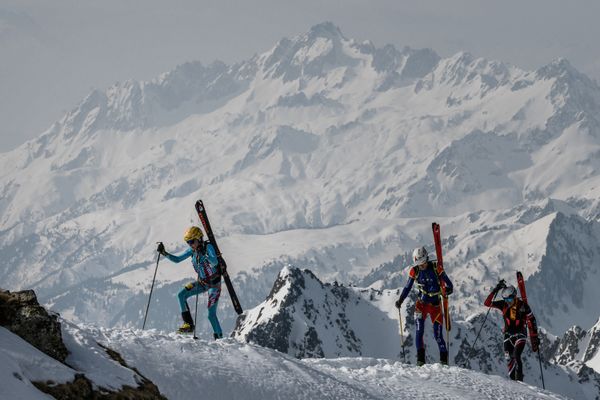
top-left (530, 335), bottom-right (540, 352)
top-left (494, 279), bottom-right (506, 293)
top-left (445, 286), bottom-right (453, 296)
top-left (156, 242), bottom-right (166, 256)
top-left (395, 298), bottom-right (403, 309)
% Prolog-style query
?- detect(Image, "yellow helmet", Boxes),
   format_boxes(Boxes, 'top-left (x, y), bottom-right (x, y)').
top-left (183, 226), bottom-right (203, 242)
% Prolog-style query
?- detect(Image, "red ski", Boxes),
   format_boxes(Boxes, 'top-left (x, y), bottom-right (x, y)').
top-left (432, 222), bottom-right (451, 334)
top-left (516, 270), bottom-right (545, 388)
top-left (516, 271), bottom-right (528, 304)
top-left (516, 270), bottom-right (536, 340)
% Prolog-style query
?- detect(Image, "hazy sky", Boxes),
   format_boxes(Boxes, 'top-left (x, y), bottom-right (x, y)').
top-left (2, 0), bottom-right (599, 152)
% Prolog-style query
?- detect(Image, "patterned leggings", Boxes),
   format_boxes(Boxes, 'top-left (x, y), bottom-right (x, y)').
top-left (177, 279), bottom-right (222, 335)
top-left (504, 332), bottom-right (526, 381)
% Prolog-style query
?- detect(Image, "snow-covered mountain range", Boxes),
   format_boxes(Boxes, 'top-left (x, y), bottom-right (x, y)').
top-left (1, 21), bottom-right (600, 396)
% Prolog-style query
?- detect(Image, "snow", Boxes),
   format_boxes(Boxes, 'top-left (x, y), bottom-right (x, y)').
top-left (0, 327), bottom-right (74, 399)
top-left (94, 327), bottom-right (566, 400)
top-left (292, 37), bottom-right (334, 64)
top-left (61, 321), bottom-right (139, 390)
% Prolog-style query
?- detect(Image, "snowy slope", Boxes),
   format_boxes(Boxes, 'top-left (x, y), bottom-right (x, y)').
top-left (0, 322), bottom-right (154, 399)
top-left (232, 267), bottom-right (600, 400)
top-left (1, 22), bottom-right (600, 350)
top-left (0, 327), bottom-right (71, 400)
top-left (96, 326), bottom-right (568, 400)
top-left (1, 285), bottom-right (573, 400)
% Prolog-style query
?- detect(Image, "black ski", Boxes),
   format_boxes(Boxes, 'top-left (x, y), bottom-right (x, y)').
top-left (195, 200), bottom-right (243, 315)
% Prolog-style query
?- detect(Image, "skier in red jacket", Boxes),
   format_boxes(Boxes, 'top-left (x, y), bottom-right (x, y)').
top-left (484, 280), bottom-right (540, 381)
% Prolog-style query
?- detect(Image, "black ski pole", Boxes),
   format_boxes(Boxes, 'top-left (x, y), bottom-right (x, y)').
top-left (192, 271), bottom-right (201, 340)
top-left (142, 250), bottom-right (161, 330)
top-left (537, 339), bottom-right (545, 389)
top-left (470, 291), bottom-right (497, 350)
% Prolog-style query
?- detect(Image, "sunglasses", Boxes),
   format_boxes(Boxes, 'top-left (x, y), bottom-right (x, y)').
top-left (187, 239), bottom-right (197, 245)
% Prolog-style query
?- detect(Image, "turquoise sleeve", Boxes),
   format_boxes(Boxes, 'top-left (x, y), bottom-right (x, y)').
top-left (165, 247), bottom-right (193, 263)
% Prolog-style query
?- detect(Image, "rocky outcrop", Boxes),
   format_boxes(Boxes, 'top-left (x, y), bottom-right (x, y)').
top-left (232, 267), bottom-right (364, 358)
top-left (33, 373), bottom-right (165, 400)
top-left (0, 287), bottom-right (167, 399)
top-left (0, 288), bottom-right (69, 362)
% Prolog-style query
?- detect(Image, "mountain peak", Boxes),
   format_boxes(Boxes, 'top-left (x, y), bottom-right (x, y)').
top-left (536, 57), bottom-right (585, 81)
top-left (305, 21), bottom-right (344, 41)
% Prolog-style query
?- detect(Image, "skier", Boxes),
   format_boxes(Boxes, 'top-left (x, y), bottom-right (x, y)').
top-left (484, 280), bottom-right (540, 381)
top-left (395, 247), bottom-right (453, 366)
top-left (157, 226), bottom-right (223, 339)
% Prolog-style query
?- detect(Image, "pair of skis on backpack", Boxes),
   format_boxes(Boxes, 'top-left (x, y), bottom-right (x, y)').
top-left (195, 199), bottom-right (243, 315)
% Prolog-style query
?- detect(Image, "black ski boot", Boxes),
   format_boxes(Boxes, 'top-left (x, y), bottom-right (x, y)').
top-left (440, 351), bottom-right (448, 366)
top-left (213, 332), bottom-right (223, 340)
top-left (417, 348), bottom-right (426, 366)
top-left (516, 371), bottom-right (524, 382)
top-left (177, 310), bottom-right (195, 334)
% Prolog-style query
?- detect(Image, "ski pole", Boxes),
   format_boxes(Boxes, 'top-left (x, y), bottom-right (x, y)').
top-left (471, 291), bottom-right (497, 350)
top-left (142, 251), bottom-right (161, 330)
top-left (398, 308), bottom-right (406, 363)
top-left (192, 271), bottom-right (201, 340)
top-left (444, 294), bottom-right (451, 361)
top-left (537, 339), bottom-right (545, 389)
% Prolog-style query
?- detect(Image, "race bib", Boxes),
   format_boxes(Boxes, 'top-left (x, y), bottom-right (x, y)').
top-left (509, 305), bottom-right (517, 320)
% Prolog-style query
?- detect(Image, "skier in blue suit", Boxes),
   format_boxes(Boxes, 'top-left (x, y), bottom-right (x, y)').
top-left (157, 226), bottom-right (223, 339)
top-left (395, 246), bottom-right (453, 365)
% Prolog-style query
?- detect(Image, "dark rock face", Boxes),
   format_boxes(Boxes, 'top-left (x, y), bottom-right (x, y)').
top-left (553, 326), bottom-right (587, 365)
top-left (585, 325), bottom-right (600, 364)
top-left (0, 289), bottom-right (69, 362)
top-left (33, 373), bottom-right (166, 400)
top-left (550, 321), bottom-right (600, 394)
top-left (1, 288), bottom-right (167, 399)
top-left (237, 269), bottom-right (305, 355)
top-left (233, 267), bottom-right (364, 359)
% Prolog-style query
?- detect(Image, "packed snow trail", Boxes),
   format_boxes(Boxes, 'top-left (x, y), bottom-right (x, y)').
top-left (92, 327), bottom-right (566, 400)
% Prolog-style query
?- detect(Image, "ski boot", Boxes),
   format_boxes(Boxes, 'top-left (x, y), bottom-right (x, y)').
top-left (213, 332), bottom-right (224, 340)
top-left (516, 370), bottom-right (524, 382)
top-left (440, 351), bottom-right (448, 366)
top-left (177, 311), bottom-right (195, 334)
top-left (417, 348), bottom-right (426, 366)
top-left (177, 323), bottom-right (194, 334)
